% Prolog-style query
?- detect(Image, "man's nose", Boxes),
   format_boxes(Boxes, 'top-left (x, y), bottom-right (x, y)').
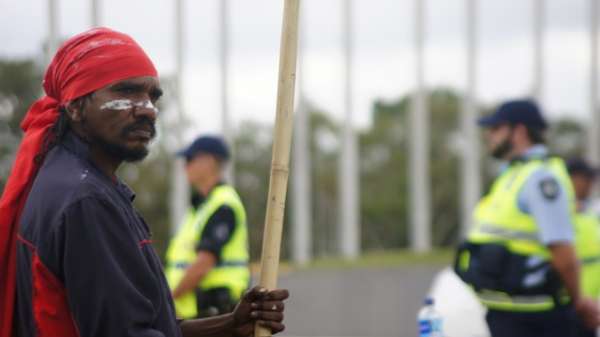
top-left (132, 100), bottom-right (159, 121)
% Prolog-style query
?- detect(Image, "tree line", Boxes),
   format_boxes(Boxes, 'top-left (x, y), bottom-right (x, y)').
top-left (0, 59), bottom-right (588, 261)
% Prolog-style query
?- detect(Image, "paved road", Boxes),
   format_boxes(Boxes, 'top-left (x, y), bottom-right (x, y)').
top-left (276, 265), bottom-right (443, 337)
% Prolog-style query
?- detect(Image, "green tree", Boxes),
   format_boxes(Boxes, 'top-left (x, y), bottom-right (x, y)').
top-left (362, 88), bottom-right (466, 249)
top-left (547, 117), bottom-right (587, 158)
top-left (0, 60), bottom-right (43, 190)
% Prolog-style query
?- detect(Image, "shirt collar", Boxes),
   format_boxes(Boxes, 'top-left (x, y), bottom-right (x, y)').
top-left (521, 144), bottom-right (548, 160)
top-left (61, 130), bottom-right (92, 160)
top-left (499, 144), bottom-right (549, 172)
top-left (116, 180), bottom-right (136, 202)
top-left (61, 131), bottom-right (136, 202)
top-left (508, 144), bottom-right (549, 165)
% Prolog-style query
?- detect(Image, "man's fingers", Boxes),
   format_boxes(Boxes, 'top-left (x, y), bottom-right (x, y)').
top-left (257, 321), bottom-right (286, 334)
top-left (242, 286), bottom-right (269, 302)
top-left (266, 289), bottom-right (289, 301)
top-left (243, 287), bottom-right (289, 302)
top-left (251, 311), bottom-right (284, 322)
top-left (251, 301), bottom-right (285, 312)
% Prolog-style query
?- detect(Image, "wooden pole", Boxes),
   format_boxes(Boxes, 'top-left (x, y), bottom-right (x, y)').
top-left (255, 0), bottom-right (299, 336)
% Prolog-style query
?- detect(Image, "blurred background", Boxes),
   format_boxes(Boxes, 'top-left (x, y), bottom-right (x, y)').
top-left (1, 0), bottom-right (598, 336)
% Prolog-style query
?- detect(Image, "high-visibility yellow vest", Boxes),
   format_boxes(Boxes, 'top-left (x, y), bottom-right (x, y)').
top-left (466, 157), bottom-right (575, 312)
top-left (574, 211), bottom-right (600, 299)
top-left (165, 185), bottom-right (250, 319)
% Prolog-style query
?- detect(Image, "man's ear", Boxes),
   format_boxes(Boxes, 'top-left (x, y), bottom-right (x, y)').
top-left (65, 99), bottom-right (85, 123)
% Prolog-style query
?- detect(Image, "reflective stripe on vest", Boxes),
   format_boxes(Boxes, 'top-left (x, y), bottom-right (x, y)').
top-left (574, 212), bottom-right (600, 298)
top-left (467, 157), bottom-right (575, 311)
top-left (165, 185), bottom-right (249, 319)
top-left (476, 223), bottom-right (540, 242)
top-left (477, 289), bottom-right (570, 312)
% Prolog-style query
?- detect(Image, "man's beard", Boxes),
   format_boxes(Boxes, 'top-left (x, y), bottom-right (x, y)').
top-left (96, 137), bottom-right (150, 162)
top-left (91, 119), bottom-right (156, 162)
top-left (491, 137), bottom-right (512, 159)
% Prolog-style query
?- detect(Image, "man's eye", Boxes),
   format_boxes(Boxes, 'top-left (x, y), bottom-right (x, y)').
top-left (119, 88), bottom-right (136, 94)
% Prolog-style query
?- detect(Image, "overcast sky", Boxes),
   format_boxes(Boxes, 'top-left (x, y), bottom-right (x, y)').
top-left (0, 0), bottom-right (596, 141)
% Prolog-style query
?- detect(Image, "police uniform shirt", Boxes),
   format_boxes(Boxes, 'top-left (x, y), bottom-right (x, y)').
top-left (514, 145), bottom-right (574, 244)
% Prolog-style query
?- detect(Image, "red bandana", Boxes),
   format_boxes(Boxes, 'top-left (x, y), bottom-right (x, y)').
top-left (0, 27), bottom-right (157, 337)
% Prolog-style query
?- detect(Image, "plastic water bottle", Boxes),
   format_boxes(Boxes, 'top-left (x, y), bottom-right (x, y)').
top-left (417, 297), bottom-right (443, 337)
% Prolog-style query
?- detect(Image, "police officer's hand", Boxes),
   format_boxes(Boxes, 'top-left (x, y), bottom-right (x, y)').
top-left (575, 297), bottom-right (600, 329)
top-left (231, 286), bottom-right (289, 337)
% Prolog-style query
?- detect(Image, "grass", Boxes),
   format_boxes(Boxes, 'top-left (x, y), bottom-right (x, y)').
top-left (251, 249), bottom-right (454, 274)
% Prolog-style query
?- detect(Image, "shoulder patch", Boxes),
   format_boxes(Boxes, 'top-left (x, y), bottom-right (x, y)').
top-left (539, 177), bottom-right (560, 200)
top-left (214, 222), bottom-right (231, 241)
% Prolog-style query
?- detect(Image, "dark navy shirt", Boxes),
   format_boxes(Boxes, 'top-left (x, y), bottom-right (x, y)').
top-left (16, 132), bottom-right (182, 337)
top-left (195, 205), bottom-right (236, 261)
top-left (191, 186), bottom-right (237, 262)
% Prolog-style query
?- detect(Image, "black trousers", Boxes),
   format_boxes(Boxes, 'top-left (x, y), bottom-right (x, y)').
top-left (486, 306), bottom-right (577, 337)
top-left (575, 317), bottom-right (596, 337)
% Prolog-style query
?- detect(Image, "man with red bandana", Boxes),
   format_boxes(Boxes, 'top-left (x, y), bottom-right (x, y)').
top-left (0, 28), bottom-right (288, 337)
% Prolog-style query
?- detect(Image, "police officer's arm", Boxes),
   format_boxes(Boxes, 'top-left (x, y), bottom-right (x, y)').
top-left (57, 197), bottom-right (169, 337)
top-left (548, 244), bottom-right (580, 301)
top-left (172, 205), bottom-right (236, 299)
top-left (522, 172), bottom-right (580, 294)
top-left (523, 171), bottom-right (600, 327)
top-left (548, 244), bottom-right (600, 328)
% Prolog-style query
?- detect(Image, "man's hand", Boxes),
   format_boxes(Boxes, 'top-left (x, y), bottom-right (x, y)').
top-left (231, 286), bottom-right (289, 337)
top-left (575, 297), bottom-right (600, 329)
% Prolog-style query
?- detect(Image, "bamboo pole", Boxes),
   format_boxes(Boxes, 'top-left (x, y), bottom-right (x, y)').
top-left (255, 0), bottom-right (299, 336)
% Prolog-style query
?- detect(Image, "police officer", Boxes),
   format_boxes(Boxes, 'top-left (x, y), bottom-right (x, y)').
top-left (455, 100), bottom-right (600, 337)
top-left (567, 158), bottom-right (600, 337)
top-left (166, 136), bottom-right (250, 319)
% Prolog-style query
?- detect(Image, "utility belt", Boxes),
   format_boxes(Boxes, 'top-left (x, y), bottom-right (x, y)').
top-left (454, 241), bottom-right (569, 312)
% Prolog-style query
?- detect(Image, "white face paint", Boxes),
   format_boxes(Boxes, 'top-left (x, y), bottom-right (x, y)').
top-left (100, 99), bottom-right (134, 111)
top-left (138, 100), bottom-right (159, 114)
top-left (100, 99), bottom-right (159, 114)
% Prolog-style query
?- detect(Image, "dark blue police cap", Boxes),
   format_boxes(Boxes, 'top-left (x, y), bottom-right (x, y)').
top-left (178, 135), bottom-right (230, 161)
top-left (566, 158), bottom-right (599, 177)
top-left (478, 99), bottom-right (548, 130)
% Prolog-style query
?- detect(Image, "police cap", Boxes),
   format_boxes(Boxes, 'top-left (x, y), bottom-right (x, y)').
top-left (478, 99), bottom-right (548, 130)
top-left (566, 158), bottom-right (599, 178)
top-left (178, 135), bottom-right (230, 162)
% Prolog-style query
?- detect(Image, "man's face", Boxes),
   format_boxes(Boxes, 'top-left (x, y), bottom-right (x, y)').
top-left (484, 123), bottom-right (513, 159)
top-left (77, 76), bottom-right (162, 162)
top-left (185, 153), bottom-right (219, 187)
top-left (571, 173), bottom-right (595, 202)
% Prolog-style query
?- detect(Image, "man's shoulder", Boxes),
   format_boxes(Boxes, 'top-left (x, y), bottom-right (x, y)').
top-left (28, 146), bottom-right (115, 214)
top-left (518, 165), bottom-right (566, 208)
